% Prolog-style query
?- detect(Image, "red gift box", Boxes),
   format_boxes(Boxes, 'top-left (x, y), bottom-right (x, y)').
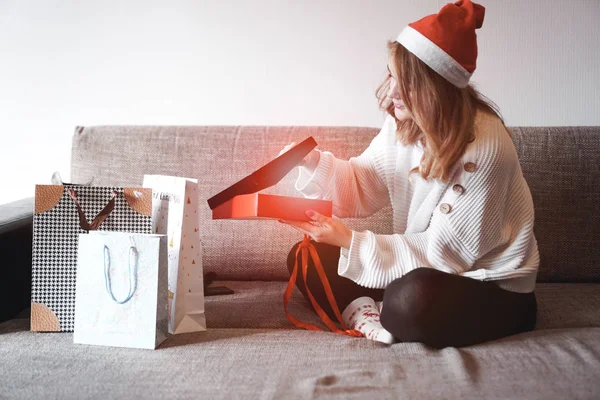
top-left (207, 137), bottom-right (332, 221)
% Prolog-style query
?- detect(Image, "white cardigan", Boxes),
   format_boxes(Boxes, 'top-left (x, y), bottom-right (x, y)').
top-left (295, 111), bottom-right (539, 293)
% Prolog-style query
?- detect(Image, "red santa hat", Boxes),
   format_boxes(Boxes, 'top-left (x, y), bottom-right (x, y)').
top-left (396, 0), bottom-right (485, 88)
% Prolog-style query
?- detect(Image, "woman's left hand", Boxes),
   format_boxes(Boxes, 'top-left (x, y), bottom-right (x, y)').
top-left (279, 210), bottom-right (353, 249)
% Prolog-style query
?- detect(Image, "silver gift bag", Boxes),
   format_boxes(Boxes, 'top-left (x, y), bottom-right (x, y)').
top-left (74, 232), bottom-right (168, 350)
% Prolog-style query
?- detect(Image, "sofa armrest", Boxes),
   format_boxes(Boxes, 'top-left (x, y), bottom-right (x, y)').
top-left (0, 198), bottom-right (34, 322)
top-left (0, 197), bottom-right (33, 233)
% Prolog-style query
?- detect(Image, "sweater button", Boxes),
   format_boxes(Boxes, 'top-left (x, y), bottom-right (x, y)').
top-left (464, 162), bottom-right (477, 173)
top-left (440, 203), bottom-right (452, 214)
top-left (452, 184), bottom-right (465, 195)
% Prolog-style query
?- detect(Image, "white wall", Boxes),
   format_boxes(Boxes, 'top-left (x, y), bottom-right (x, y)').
top-left (1, 0), bottom-right (599, 205)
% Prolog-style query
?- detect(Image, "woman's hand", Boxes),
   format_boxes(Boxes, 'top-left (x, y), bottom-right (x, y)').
top-left (278, 142), bottom-right (320, 174)
top-left (279, 210), bottom-right (353, 249)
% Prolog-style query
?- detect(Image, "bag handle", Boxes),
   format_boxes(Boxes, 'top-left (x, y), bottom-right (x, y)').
top-left (103, 236), bottom-right (139, 304)
top-left (68, 188), bottom-right (116, 231)
top-left (52, 171), bottom-right (94, 186)
top-left (284, 235), bottom-right (363, 337)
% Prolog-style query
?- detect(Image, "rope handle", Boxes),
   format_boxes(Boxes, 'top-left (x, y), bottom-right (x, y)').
top-left (283, 235), bottom-right (363, 337)
top-left (68, 188), bottom-right (116, 231)
top-left (103, 236), bottom-right (139, 304)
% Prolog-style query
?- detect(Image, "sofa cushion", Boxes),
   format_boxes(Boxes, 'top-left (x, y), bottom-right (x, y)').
top-left (204, 281), bottom-right (600, 331)
top-left (2, 316), bottom-right (599, 399)
top-left (511, 126), bottom-right (600, 282)
top-left (71, 125), bottom-right (600, 282)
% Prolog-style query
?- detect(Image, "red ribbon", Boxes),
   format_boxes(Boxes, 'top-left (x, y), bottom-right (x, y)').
top-left (284, 234), bottom-right (363, 337)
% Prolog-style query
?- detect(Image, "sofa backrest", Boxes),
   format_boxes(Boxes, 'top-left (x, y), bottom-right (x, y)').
top-left (71, 125), bottom-right (599, 283)
top-left (510, 126), bottom-right (599, 282)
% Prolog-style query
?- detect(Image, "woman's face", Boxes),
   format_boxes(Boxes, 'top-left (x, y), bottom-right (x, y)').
top-left (387, 62), bottom-right (412, 122)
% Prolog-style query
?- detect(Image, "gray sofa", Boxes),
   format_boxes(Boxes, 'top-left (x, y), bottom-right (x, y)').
top-left (1, 123), bottom-right (599, 399)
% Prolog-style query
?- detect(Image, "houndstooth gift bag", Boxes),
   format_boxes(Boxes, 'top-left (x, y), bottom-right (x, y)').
top-left (31, 185), bottom-right (152, 332)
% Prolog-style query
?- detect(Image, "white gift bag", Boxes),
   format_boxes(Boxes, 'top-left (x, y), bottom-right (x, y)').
top-left (73, 232), bottom-right (168, 350)
top-left (143, 175), bottom-right (206, 334)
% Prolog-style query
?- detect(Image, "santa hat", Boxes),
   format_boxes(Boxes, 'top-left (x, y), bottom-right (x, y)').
top-left (396, 0), bottom-right (485, 88)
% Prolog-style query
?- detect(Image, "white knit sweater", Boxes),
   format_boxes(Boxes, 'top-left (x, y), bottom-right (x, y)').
top-left (295, 111), bottom-right (539, 293)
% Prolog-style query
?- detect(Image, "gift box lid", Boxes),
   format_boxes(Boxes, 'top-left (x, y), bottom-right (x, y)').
top-left (207, 136), bottom-right (317, 210)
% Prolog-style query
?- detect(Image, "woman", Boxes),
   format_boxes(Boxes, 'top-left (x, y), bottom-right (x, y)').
top-left (279, 0), bottom-right (538, 348)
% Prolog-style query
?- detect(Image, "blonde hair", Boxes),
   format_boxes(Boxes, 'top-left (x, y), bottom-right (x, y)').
top-left (376, 41), bottom-right (507, 182)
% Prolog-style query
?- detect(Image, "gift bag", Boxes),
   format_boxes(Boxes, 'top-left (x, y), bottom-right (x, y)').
top-left (73, 232), bottom-right (168, 349)
top-left (143, 175), bottom-right (206, 334)
top-left (31, 185), bottom-right (152, 332)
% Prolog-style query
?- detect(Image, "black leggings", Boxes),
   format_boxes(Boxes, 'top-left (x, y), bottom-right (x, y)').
top-left (287, 240), bottom-right (537, 348)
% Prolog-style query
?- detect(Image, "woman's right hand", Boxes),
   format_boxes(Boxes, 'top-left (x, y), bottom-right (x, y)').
top-left (278, 142), bottom-right (321, 174)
